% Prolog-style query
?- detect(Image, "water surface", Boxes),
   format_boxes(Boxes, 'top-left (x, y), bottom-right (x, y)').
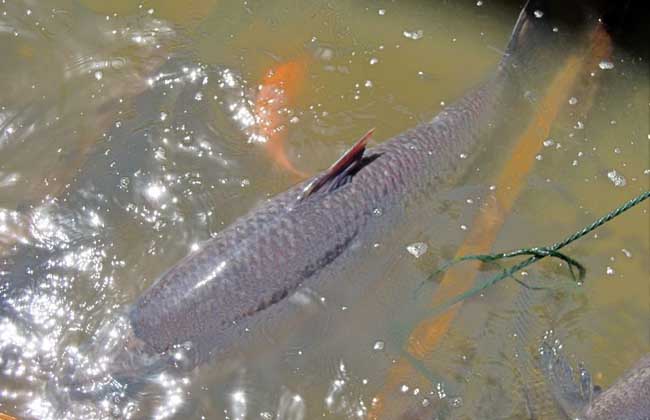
top-left (0, 0), bottom-right (647, 419)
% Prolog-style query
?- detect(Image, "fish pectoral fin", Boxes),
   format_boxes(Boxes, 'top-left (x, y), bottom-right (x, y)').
top-left (298, 129), bottom-right (377, 201)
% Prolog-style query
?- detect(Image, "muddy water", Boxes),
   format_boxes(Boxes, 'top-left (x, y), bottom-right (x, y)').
top-left (0, 0), bottom-right (647, 419)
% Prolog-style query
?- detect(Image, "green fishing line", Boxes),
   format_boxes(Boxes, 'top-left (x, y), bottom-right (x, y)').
top-left (423, 190), bottom-right (650, 311)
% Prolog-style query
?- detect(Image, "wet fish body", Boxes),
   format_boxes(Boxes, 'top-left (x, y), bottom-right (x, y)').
top-left (130, 82), bottom-right (503, 365)
top-left (582, 354), bottom-right (650, 420)
top-left (128, 6), bottom-right (534, 367)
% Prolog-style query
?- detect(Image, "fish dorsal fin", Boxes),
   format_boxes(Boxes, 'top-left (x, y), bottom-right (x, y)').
top-left (298, 129), bottom-right (375, 201)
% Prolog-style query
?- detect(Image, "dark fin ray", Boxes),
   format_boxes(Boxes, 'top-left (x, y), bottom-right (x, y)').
top-left (298, 128), bottom-right (375, 201)
top-left (498, 0), bottom-right (608, 94)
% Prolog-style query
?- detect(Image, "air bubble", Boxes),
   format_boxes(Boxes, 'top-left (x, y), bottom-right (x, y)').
top-left (406, 242), bottom-right (428, 258)
top-left (607, 170), bottom-right (626, 187)
top-left (403, 30), bottom-right (424, 40)
top-left (598, 60), bottom-right (614, 70)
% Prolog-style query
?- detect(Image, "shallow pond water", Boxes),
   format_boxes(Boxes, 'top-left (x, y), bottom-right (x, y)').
top-left (0, 0), bottom-right (647, 419)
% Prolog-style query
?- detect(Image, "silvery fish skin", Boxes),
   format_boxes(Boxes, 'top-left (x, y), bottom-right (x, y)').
top-left (127, 5), bottom-right (540, 368)
top-left (582, 354), bottom-right (650, 420)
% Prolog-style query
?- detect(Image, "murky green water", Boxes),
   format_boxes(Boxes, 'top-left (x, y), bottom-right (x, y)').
top-left (0, 0), bottom-right (647, 419)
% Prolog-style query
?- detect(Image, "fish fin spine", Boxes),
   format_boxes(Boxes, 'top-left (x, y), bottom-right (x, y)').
top-left (298, 128), bottom-right (376, 200)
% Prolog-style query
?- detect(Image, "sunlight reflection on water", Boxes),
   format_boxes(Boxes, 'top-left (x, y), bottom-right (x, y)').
top-left (0, 0), bottom-right (647, 419)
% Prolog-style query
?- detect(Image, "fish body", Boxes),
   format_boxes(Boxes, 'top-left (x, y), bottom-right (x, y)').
top-left (582, 354), bottom-right (650, 420)
top-left (128, 3), bottom-right (545, 368)
top-left (130, 79), bottom-right (503, 365)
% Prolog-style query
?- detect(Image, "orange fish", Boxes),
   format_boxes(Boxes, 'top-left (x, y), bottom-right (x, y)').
top-left (253, 55), bottom-right (311, 178)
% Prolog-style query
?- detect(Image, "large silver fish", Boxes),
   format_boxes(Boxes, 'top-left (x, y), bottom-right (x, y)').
top-left (126, 2), bottom-right (570, 369)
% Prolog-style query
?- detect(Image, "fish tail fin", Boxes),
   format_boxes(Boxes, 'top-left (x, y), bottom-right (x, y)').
top-left (499, 0), bottom-right (607, 89)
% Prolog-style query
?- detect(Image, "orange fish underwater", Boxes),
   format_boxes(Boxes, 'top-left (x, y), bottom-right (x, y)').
top-left (253, 55), bottom-right (311, 178)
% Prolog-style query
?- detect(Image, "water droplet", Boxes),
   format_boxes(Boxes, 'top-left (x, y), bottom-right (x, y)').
top-left (436, 382), bottom-right (447, 399)
top-left (568, 96), bottom-right (578, 105)
top-left (160, 112), bottom-right (168, 121)
top-left (364, 80), bottom-right (373, 88)
top-left (406, 242), bottom-right (428, 258)
top-left (460, 224), bottom-right (468, 230)
top-left (607, 170), bottom-right (627, 187)
top-left (403, 29), bottom-right (424, 40)
top-left (400, 384), bottom-right (409, 393)
top-left (369, 57), bottom-right (379, 65)
top-left (449, 396), bottom-right (463, 408)
top-left (535, 154), bottom-right (543, 161)
top-left (119, 177), bottom-right (130, 189)
top-left (154, 147), bottom-right (166, 161)
top-left (533, 10), bottom-right (544, 18)
top-left (598, 60), bottom-right (614, 70)
top-left (378, 9), bottom-right (386, 16)
top-left (606, 266), bottom-right (615, 275)
top-left (476, 0), bottom-right (483, 6)
top-left (543, 139), bottom-right (555, 147)
top-left (94, 71), bottom-right (103, 80)
top-left (372, 208), bottom-right (383, 216)
top-left (373, 340), bottom-right (385, 351)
